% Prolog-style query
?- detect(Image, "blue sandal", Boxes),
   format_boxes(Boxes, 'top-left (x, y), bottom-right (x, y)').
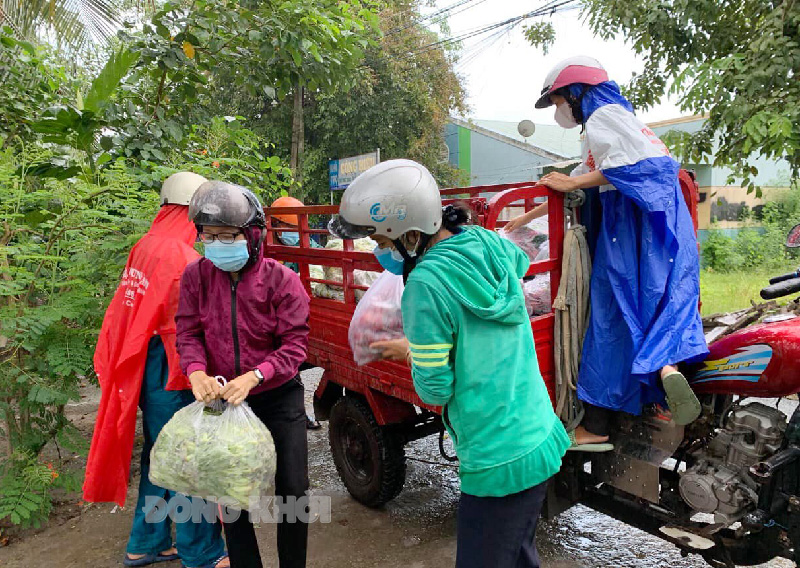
top-left (123, 550), bottom-right (180, 567)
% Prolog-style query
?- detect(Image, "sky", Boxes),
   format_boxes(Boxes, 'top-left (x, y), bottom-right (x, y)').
top-left (424, 0), bottom-right (685, 126)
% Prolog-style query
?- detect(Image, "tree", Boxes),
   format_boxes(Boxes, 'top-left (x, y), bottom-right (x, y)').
top-left (104, 0), bottom-right (377, 177)
top-left (531, 1), bottom-right (800, 193)
top-left (248, 0), bottom-right (468, 204)
top-left (0, 0), bottom-right (119, 48)
top-left (210, 0), bottom-right (380, 183)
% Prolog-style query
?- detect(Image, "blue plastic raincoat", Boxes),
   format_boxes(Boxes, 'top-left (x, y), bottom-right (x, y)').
top-left (571, 82), bottom-right (709, 414)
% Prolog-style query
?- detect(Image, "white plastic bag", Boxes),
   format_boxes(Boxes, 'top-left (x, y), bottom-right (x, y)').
top-left (150, 396), bottom-right (277, 512)
top-left (348, 271), bottom-right (405, 366)
top-left (523, 276), bottom-right (551, 316)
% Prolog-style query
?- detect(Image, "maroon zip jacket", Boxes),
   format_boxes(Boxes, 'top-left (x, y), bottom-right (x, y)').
top-left (175, 256), bottom-right (310, 394)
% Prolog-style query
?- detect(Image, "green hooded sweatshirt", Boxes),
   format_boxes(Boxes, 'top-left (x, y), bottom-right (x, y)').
top-left (401, 225), bottom-right (570, 497)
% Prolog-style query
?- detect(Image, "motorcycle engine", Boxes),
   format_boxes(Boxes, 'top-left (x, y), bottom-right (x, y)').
top-left (679, 402), bottom-right (786, 524)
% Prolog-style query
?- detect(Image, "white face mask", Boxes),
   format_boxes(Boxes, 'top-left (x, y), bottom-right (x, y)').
top-left (554, 102), bottom-right (579, 129)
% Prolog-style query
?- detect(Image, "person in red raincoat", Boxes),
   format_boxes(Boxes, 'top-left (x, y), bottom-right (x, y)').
top-left (83, 172), bottom-right (228, 568)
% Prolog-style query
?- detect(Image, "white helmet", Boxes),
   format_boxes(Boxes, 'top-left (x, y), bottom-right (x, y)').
top-left (160, 171), bottom-right (208, 206)
top-left (328, 159), bottom-right (442, 240)
top-left (535, 56), bottom-right (608, 109)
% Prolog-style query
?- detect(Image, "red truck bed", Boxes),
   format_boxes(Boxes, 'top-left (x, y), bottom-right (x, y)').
top-left (263, 182), bottom-right (565, 424)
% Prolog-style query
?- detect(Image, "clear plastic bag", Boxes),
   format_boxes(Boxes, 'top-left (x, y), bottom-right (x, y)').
top-left (534, 240), bottom-right (550, 262)
top-left (150, 396), bottom-right (276, 512)
top-left (500, 216), bottom-right (549, 263)
top-left (348, 271), bottom-right (405, 366)
top-left (523, 276), bottom-right (551, 316)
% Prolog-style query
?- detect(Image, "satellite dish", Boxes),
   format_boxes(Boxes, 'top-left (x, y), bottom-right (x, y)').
top-left (439, 140), bottom-right (451, 163)
top-left (517, 119), bottom-right (536, 139)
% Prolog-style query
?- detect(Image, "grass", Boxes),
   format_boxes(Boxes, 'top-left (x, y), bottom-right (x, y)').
top-left (699, 263), bottom-right (799, 316)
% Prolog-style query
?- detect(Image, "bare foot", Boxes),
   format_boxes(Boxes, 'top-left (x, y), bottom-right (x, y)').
top-left (660, 364), bottom-right (678, 379)
top-left (126, 547), bottom-right (178, 560)
top-left (574, 425), bottom-right (610, 445)
top-left (187, 556), bottom-right (230, 568)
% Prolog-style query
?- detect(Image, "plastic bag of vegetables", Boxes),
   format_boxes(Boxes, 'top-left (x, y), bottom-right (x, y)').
top-left (348, 271), bottom-right (405, 366)
top-left (149, 393), bottom-right (277, 512)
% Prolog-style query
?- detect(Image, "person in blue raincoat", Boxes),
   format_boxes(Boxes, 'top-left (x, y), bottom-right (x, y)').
top-left (506, 56), bottom-right (709, 450)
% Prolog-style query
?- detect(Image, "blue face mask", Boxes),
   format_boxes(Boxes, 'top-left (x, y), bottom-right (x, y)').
top-left (373, 245), bottom-right (406, 275)
top-left (280, 232), bottom-right (300, 246)
top-left (204, 240), bottom-right (250, 272)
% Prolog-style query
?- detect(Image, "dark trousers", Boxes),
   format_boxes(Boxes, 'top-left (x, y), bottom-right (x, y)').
top-left (128, 337), bottom-right (225, 567)
top-left (222, 378), bottom-right (309, 568)
top-left (582, 403), bottom-right (613, 437)
top-left (455, 481), bottom-right (548, 568)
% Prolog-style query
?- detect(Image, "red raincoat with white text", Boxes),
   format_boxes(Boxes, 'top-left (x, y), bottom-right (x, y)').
top-left (83, 205), bottom-right (198, 506)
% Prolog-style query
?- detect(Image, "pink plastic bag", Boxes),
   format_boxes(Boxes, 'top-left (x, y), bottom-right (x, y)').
top-left (523, 276), bottom-right (551, 316)
top-left (348, 271), bottom-right (405, 366)
top-left (500, 223), bottom-right (548, 262)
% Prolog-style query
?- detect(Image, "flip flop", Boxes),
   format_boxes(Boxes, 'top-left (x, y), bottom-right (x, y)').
top-left (662, 371), bottom-right (701, 426)
top-left (306, 415), bottom-right (322, 430)
top-left (565, 429), bottom-right (614, 453)
top-left (123, 550), bottom-right (180, 567)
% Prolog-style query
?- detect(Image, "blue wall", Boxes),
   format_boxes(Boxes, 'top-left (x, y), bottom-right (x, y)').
top-left (445, 123), bottom-right (555, 186)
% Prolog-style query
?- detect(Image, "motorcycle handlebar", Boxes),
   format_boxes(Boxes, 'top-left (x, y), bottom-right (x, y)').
top-left (760, 277), bottom-right (800, 300)
top-left (769, 270), bottom-right (800, 285)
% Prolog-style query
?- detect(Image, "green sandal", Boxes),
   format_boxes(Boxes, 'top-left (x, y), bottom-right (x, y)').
top-left (566, 429), bottom-right (614, 453)
top-left (662, 371), bottom-right (701, 426)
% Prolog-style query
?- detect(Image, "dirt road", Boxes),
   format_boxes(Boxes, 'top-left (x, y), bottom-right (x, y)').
top-left (0, 369), bottom-right (793, 568)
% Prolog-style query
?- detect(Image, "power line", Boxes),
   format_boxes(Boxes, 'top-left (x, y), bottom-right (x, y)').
top-left (387, 0), bottom-right (480, 36)
top-left (397, 0), bottom-right (579, 61)
top-left (455, 24), bottom-right (513, 69)
top-left (446, 0), bottom-right (490, 20)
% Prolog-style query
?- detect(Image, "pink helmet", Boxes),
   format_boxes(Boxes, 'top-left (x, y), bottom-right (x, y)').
top-left (535, 56), bottom-right (609, 108)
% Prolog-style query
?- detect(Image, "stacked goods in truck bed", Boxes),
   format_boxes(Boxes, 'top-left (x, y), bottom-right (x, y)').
top-left (501, 216), bottom-right (552, 316)
top-left (500, 215), bottom-right (549, 263)
top-left (311, 238), bottom-right (380, 302)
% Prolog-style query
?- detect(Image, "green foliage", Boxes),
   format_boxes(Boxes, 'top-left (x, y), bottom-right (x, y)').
top-left (523, 22), bottom-right (556, 55)
top-left (700, 263), bottom-right (799, 315)
top-left (20, 44), bottom-right (139, 177)
top-left (0, 451), bottom-right (56, 529)
top-left (702, 188), bottom-right (800, 271)
top-left (108, 0), bottom-right (378, 164)
top-left (0, 144), bottom-right (156, 457)
top-left (248, 0), bottom-right (467, 203)
top-left (83, 47), bottom-right (140, 114)
top-left (578, 0), bottom-right (800, 194)
top-left (0, 31), bottom-right (73, 148)
top-left (0, 0), bottom-right (119, 50)
top-left (137, 117), bottom-right (294, 202)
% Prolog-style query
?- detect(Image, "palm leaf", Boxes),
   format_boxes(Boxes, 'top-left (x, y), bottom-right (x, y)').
top-left (0, 0), bottom-right (120, 48)
top-left (84, 46), bottom-right (139, 112)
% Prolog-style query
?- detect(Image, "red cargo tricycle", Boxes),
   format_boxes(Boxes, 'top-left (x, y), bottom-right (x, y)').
top-left (263, 178), bottom-right (800, 568)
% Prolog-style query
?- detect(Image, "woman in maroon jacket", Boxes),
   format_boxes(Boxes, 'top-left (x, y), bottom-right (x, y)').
top-left (176, 181), bottom-right (311, 568)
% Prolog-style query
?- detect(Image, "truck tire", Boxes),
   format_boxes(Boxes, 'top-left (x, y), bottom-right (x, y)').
top-left (328, 396), bottom-right (406, 507)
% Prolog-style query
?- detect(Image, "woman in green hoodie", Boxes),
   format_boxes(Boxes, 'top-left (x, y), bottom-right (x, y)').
top-left (329, 159), bottom-right (570, 568)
